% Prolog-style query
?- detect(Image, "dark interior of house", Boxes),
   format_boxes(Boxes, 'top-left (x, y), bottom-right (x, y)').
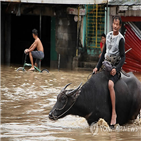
top-left (11, 14), bottom-right (51, 67)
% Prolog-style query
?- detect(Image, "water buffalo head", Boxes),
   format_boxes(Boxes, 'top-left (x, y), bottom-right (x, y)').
top-left (49, 83), bottom-right (82, 120)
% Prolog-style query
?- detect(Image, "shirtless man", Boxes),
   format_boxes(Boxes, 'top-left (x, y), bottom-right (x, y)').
top-left (93, 16), bottom-right (125, 125)
top-left (24, 29), bottom-right (44, 71)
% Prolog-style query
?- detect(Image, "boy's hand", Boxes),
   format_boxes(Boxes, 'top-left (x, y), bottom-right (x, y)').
top-left (93, 68), bottom-right (98, 74)
top-left (110, 68), bottom-right (116, 76)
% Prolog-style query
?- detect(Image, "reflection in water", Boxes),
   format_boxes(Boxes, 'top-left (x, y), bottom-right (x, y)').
top-left (1, 66), bottom-right (141, 141)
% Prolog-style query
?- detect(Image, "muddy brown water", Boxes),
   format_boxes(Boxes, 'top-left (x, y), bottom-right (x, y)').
top-left (1, 66), bottom-right (141, 141)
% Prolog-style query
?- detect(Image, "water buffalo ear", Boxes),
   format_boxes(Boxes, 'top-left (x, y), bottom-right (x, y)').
top-left (66, 83), bottom-right (82, 97)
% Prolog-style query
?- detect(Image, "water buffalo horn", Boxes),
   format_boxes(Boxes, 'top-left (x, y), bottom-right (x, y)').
top-left (66, 83), bottom-right (82, 96)
top-left (61, 83), bottom-right (72, 91)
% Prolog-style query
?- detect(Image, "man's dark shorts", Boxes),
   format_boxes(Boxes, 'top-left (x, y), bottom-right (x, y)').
top-left (31, 51), bottom-right (44, 64)
top-left (109, 72), bottom-right (121, 84)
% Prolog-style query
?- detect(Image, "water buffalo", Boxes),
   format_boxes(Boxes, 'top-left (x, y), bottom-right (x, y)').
top-left (49, 71), bottom-right (141, 126)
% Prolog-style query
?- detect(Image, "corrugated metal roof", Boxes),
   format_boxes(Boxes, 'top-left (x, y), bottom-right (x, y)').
top-left (108, 0), bottom-right (141, 6)
top-left (1, 0), bottom-right (107, 4)
top-left (111, 6), bottom-right (141, 16)
top-left (118, 5), bottom-right (141, 10)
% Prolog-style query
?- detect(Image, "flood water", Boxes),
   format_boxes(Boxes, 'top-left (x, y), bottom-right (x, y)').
top-left (1, 65), bottom-right (141, 141)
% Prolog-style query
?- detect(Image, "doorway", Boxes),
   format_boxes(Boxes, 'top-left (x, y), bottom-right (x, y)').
top-left (11, 14), bottom-right (51, 67)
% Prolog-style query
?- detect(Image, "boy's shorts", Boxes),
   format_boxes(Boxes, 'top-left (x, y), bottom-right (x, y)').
top-left (31, 51), bottom-right (44, 64)
top-left (109, 72), bottom-right (121, 84)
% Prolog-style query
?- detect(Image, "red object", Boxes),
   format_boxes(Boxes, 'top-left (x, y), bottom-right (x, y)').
top-left (122, 23), bottom-right (141, 72)
top-left (100, 42), bottom-right (103, 49)
top-left (121, 16), bottom-right (141, 22)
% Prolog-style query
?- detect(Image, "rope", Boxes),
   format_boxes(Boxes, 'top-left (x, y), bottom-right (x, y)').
top-left (87, 72), bottom-right (95, 80)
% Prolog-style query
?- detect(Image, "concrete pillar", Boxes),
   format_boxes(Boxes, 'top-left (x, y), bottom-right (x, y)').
top-left (56, 15), bottom-right (77, 69)
top-left (1, 11), bottom-right (5, 64)
top-left (105, 7), bottom-right (110, 35)
top-left (5, 14), bottom-right (11, 66)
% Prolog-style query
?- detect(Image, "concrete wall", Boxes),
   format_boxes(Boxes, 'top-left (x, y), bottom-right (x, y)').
top-left (55, 9), bottom-right (77, 69)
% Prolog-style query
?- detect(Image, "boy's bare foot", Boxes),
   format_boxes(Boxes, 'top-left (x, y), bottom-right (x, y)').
top-left (110, 113), bottom-right (117, 125)
top-left (28, 67), bottom-right (35, 71)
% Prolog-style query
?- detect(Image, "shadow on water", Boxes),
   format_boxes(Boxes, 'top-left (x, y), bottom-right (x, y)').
top-left (1, 65), bottom-right (141, 141)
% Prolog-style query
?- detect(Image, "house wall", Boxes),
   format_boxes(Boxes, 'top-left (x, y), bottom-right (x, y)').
top-left (1, 2), bottom-right (75, 69)
top-left (1, 2), bottom-right (85, 69)
top-left (55, 8), bottom-right (77, 69)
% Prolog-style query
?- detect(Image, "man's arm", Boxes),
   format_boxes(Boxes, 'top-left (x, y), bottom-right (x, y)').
top-left (29, 43), bottom-right (34, 49)
top-left (115, 38), bottom-right (125, 72)
top-left (97, 44), bottom-right (106, 70)
top-left (27, 40), bottom-right (38, 52)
